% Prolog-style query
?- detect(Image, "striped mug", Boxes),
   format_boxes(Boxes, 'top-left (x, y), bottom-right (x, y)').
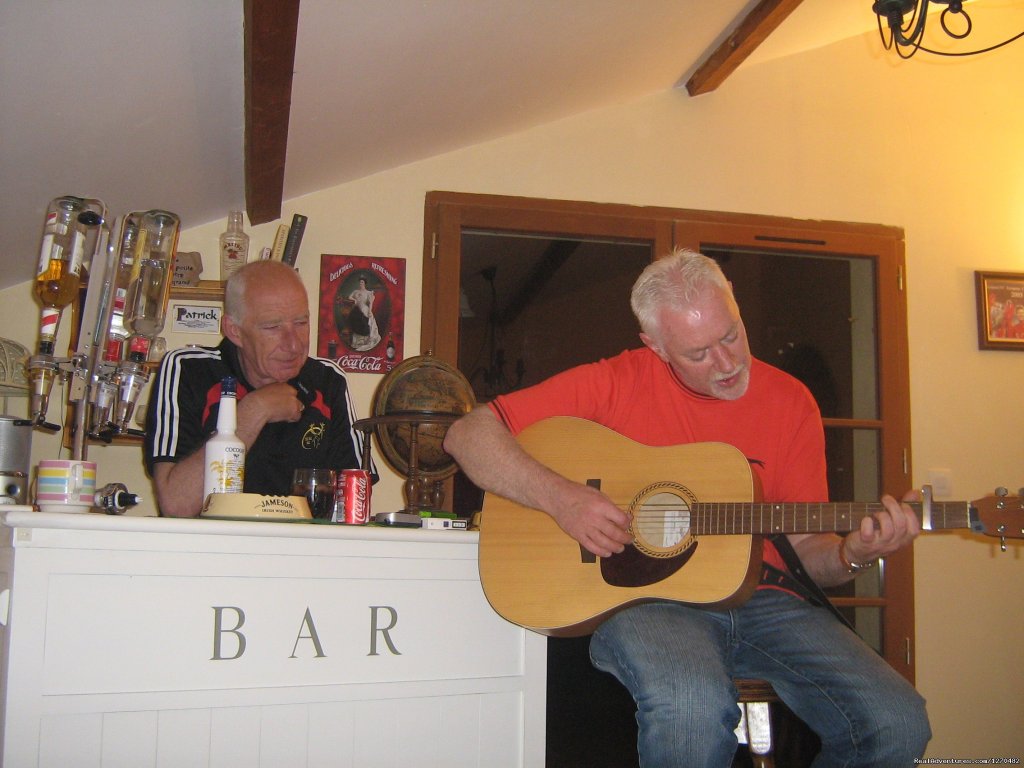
top-left (36, 460), bottom-right (97, 513)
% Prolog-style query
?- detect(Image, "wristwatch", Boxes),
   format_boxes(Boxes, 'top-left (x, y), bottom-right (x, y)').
top-left (838, 539), bottom-right (878, 574)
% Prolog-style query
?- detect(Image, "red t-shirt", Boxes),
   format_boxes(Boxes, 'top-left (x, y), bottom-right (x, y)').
top-left (489, 347), bottom-right (828, 590)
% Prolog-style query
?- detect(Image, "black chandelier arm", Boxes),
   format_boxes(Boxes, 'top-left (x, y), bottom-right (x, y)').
top-left (919, 28), bottom-right (1024, 57)
top-left (874, 0), bottom-right (930, 50)
top-left (939, 4), bottom-right (972, 40)
top-left (874, 0), bottom-right (1023, 59)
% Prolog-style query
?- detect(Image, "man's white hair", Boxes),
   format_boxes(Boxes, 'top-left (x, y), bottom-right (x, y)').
top-left (630, 248), bottom-right (730, 339)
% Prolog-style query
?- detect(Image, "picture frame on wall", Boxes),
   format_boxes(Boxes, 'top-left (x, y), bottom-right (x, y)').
top-left (975, 270), bottom-right (1024, 350)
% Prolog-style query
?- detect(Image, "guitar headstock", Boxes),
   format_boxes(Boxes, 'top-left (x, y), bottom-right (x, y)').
top-left (971, 489), bottom-right (1024, 547)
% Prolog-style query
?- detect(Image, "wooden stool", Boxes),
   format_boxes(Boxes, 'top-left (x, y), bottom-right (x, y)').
top-left (734, 678), bottom-right (779, 768)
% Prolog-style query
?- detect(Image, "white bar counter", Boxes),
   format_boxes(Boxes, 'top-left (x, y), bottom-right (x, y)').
top-left (0, 508), bottom-right (546, 767)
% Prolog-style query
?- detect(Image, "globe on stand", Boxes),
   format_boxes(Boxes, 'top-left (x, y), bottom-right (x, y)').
top-left (353, 354), bottom-right (475, 526)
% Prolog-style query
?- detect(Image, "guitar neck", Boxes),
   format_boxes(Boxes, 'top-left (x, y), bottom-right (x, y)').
top-left (691, 500), bottom-right (977, 535)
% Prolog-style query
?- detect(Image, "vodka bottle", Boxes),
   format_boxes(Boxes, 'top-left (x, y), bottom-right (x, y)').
top-left (203, 376), bottom-right (246, 498)
top-left (123, 209), bottom-right (180, 361)
top-left (219, 211), bottom-right (249, 280)
top-left (104, 213), bottom-right (142, 362)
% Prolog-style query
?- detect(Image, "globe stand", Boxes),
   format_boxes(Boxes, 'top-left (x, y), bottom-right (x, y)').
top-left (353, 412), bottom-right (460, 527)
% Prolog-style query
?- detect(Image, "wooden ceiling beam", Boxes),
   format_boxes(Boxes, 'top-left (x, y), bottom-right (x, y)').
top-left (685, 0), bottom-right (804, 97)
top-left (243, 0), bottom-right (300, 225)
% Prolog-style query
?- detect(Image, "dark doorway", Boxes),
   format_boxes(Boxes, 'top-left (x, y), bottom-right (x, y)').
top-left (456, 230), bottom-right (653, 766)
top-left (454, 231), bottom-right (652, 516)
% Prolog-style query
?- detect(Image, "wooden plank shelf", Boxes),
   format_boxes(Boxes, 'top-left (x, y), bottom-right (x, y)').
top-left (169, 280), bottom-right (224, 301)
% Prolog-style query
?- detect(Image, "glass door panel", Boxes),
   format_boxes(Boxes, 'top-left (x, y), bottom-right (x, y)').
top-left (824, 426), bottom-right (882, 516)
top-left (458, 231), bottom-right (653, 401)
top-left (835, 606), bottom-right (883, 655)
top-left (696, 243), bottom-right (896, 661)
top-left (700, 246), bottom-right (879, 421)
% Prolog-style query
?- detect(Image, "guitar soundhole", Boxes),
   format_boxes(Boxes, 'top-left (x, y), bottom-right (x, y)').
top-left (629, 483), bottom-right (697, 558)
top-left (601, 483), bottom-right (700, 589)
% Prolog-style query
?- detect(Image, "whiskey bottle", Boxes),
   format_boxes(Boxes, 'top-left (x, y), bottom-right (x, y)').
top-left (33, 196), bottom-right (105, 354)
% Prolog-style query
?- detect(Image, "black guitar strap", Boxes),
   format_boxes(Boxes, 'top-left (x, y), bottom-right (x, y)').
top-left (767, 534), bottom-right (855, 633)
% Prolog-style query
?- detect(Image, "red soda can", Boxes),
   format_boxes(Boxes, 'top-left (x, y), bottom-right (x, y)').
top-left (337, 468), bottom-right (372, 524)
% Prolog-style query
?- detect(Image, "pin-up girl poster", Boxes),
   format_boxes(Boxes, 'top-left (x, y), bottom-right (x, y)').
top-left (318, 255), bottom-right (406, 372)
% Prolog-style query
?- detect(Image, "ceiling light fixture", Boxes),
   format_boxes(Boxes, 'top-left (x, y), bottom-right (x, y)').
top-left (873, 0), bottom-right (1024, 58)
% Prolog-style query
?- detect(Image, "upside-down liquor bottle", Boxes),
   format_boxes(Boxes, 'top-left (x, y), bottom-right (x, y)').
top-left (104, 212), bottom-right (143, 364)
top-left (123, 209), bottom-right (180, 363)
top-left (29, 196), bottom-right (106, 426)
top-left (32, 195), bottom-right (106, 355)
top-left (111, 210), bottom-right (180, 433)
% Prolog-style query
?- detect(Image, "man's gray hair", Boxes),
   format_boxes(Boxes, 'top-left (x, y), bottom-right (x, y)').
top-left (224, 260), bottom-right (305, 323)
top-left (630, 248), bottom-right (730, 337)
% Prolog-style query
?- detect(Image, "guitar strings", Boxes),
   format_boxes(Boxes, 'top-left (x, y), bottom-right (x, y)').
top-left (627, 497), bottom-right (974, 542)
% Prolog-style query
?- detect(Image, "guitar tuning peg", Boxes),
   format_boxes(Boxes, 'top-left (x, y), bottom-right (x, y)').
top-left (995, 487), bottom-right (1008, 497)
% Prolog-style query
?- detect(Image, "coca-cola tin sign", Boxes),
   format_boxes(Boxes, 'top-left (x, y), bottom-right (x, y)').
top-left (317, 255), bottom-right (405, 373)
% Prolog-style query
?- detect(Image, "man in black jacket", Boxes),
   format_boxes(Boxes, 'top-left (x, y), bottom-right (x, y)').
top-left (144, 260), bottom-right (368, 516)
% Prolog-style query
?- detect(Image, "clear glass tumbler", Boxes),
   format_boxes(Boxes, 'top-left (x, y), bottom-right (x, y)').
top-left (291, 468), bottom-right (336, 520)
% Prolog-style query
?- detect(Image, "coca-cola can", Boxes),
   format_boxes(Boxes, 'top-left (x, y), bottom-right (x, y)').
top-left (336, 468), bottom-right (371, 524)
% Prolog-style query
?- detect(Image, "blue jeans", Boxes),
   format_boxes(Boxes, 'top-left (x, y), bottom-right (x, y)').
top-left (589, 589), bottom-right (931, 768)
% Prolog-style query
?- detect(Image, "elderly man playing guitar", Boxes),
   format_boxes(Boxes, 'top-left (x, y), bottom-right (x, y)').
top-left (445, 248), bottom-right (930, 767)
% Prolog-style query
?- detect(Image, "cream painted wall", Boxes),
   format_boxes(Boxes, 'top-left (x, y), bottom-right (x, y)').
top-left (3, 29), bottom-right (1021, 760)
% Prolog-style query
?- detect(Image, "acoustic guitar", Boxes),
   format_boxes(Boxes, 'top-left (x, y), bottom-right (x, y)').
top-left (478, 417), bottom-right (1022, 637)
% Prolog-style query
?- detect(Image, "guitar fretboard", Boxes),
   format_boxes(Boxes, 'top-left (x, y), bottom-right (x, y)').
top-left (687, 501), bottom-right (976, 535)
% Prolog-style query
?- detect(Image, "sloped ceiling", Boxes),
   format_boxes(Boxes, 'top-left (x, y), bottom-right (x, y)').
top-left (4, 0), bottom-right (1000, 292)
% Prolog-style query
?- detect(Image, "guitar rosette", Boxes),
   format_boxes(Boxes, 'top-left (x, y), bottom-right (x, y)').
top-left (628, 481), bottom-right (698, 559)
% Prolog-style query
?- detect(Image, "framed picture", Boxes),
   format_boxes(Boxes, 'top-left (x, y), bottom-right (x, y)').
top-left (975, 271), bottom-right (1024, 350)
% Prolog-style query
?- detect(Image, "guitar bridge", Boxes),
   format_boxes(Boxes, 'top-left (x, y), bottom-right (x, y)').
top-left (579, 478), bottom-right (600, 563)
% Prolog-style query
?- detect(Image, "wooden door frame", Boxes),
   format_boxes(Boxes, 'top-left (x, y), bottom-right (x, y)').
top-left (421, 191), bottom-right (915, 681)
top-left (672, 213), bottom-right (914, 682)
top-left (421, 192), bottom-right (674, 363)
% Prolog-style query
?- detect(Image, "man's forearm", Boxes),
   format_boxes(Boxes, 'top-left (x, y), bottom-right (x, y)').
top-left (790, 492), bottom-right (921, 588)
top-left (234, 394), bottom-right (274, 448)
top-left (790, 533), bottom-right (856, 588)
top-left (443, 407), bottom-right (573, 516)
top-left (444, 407), bottom-right (633, 557)
top-left (153, 452), bottom-right (207, 517)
